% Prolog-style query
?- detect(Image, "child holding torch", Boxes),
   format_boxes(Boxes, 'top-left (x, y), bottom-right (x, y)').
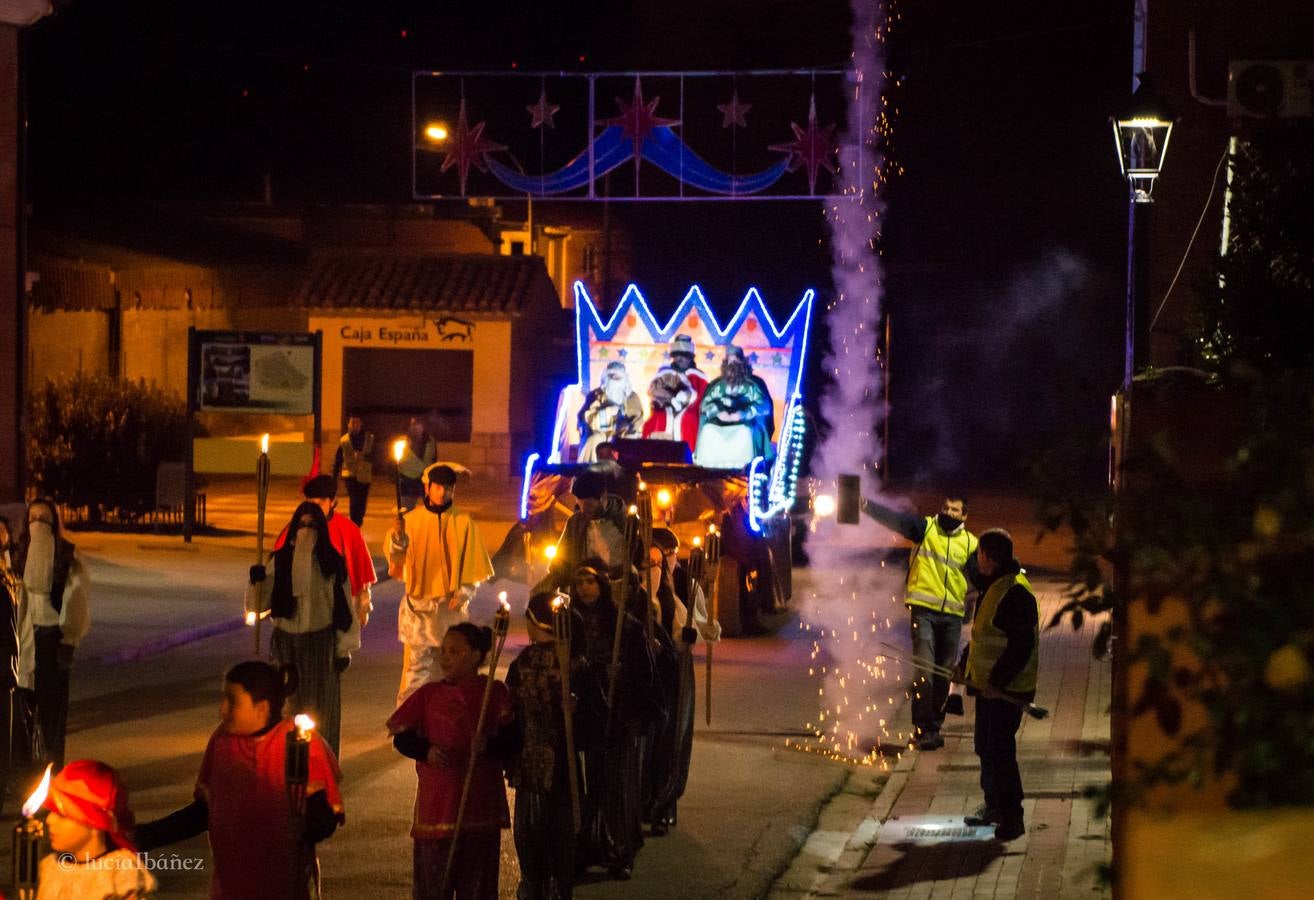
top-left (387, 620), bottom-right (514, 900)
top-left (132, 661), bottom-right (344, 900)
top-left (30, 759), bottom-right (157, 898)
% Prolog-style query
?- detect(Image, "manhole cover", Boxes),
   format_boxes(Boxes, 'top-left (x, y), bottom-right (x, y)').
top-left (877, 816), bottom-right (993, 845)
top-left (906, 826), bottom-right (976, 838)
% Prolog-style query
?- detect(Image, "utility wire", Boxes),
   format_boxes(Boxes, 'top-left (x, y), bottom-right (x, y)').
top-left (1149, 144), bottom-right (1230, 333)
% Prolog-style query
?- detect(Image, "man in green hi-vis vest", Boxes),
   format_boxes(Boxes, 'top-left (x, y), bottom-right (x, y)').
top-left (957, 528), bottom-right (1038, 842)
top-left (863, 493), bottom-right (979, 751)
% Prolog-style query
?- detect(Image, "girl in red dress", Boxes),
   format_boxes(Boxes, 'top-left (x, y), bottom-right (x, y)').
top-left (134, 661), bottom-right (344, 899)
top-left (388, 621), bottom-right (514, 900)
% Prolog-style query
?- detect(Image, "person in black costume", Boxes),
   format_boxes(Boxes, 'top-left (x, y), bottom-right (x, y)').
top-left (570, 561), bottom-right (658, 881)
top-left (506, 591), bottom-right (603, 900)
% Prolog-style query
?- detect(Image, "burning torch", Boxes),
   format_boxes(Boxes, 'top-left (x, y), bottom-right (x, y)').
top-left (285, 714), bottom-right (316, 897)
top-left (392, 439), bottom-right (407, 514)
top-left (443, 595), bottom-right (512, 893)
top-left (252, 433), bottom-right (271, 654)
top-left (705, 523), bottom-right (723, 726)
top-left (551, 593), bottom-right (583, 832)
top-left (12, 764), bottom-right (53, 900)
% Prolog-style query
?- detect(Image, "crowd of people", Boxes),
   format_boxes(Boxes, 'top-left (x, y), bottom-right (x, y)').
top-left (0, 452), bottom-right (723, 899)
top-left (0, 335), bottom-right (1045, 896)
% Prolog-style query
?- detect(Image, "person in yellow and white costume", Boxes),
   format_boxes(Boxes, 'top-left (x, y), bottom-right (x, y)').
top-left (385, 462), bottom-right (494, 705)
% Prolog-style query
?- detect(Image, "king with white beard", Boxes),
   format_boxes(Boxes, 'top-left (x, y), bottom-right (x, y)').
top-left (14, 499), bottom-right (90, 769)
top-left (577, 361), bottom-right (644, 462)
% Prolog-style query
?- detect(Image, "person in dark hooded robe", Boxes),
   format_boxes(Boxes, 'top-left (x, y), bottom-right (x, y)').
top-left (248, 501), bottom-right (359, 755)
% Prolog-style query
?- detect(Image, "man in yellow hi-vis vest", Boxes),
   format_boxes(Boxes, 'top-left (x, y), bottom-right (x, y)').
top-left (956, 528), bottom-right (1038, 842)
top-left (863, 494), bottom-right (979, 750)
top-left (333, 414), bottom-right (375, 526)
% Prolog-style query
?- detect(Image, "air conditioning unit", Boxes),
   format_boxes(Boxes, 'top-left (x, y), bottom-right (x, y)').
top-left (1228, 60), bottom-right (1313, 118)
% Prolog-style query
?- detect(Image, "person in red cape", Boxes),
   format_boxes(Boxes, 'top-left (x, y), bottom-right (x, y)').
top-left (133, 661), bottom-right (344, 900)
top-left (274, 474), bottom-right (377, 628)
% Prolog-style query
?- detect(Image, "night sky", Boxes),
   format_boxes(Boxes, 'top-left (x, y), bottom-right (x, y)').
top-left (25, 0), bottom-right (1131, 485)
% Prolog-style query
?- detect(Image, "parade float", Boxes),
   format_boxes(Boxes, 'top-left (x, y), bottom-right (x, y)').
top-left (518, 280), bottom-right (813, 635)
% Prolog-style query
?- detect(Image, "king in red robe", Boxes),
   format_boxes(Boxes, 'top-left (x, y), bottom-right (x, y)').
top-left (642, 333), bottom-right (708, 454)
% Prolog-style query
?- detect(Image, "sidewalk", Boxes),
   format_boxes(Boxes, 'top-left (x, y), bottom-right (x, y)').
top-left (773, 581), bottom-right (1112, 900)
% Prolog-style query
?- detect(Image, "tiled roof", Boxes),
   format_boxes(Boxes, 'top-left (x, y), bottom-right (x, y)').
top-left (290, 253), bottom-right (558, 315)
top-left (28, 256), bottom-right (116, 312)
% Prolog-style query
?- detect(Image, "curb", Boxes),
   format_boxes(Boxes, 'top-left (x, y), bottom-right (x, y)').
top-left (95, 564), bottom-right (397, 667)
top-left (96, 616), bottom-right (247, 666)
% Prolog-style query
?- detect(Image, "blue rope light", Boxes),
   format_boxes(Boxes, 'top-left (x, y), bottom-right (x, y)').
top-left (519, 452), bottom-right (540, 521)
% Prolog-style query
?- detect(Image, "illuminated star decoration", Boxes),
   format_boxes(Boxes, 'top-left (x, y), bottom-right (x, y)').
top-left (716, 91), bottom-right (751, 129)
top-left (526, 90), bottom-right (560, 130)
top-left (441, 98), bottom-right (507, 195)
top-left (768, 96), bottom-right (840, 194)
top-left (598, 78), bottom-right (681, 148)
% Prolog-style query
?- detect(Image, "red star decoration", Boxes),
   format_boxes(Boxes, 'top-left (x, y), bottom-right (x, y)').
top-left (526, 90), bottom-right (560, 130)
top-left (597, 78), bottom-right (680, 147)
top-left (716, 91), bottom-right (751, 129)
top-left (440, 98), bottom-right (506, 195)
top-left (769, 98), bottom-right (840, 194)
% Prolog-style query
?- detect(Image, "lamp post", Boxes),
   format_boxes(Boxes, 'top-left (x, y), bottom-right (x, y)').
top-left (1111, 73), bottom-right (1178, 388)
top-left (420, 123), bottom-right (535, 255)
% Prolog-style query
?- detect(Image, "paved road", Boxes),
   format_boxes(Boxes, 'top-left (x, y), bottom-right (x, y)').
top-left (1, 476), bottom-right (917, 899)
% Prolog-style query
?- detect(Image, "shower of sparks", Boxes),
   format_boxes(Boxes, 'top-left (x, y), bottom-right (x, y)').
top-left (785, 0), bottom-right (911, 771)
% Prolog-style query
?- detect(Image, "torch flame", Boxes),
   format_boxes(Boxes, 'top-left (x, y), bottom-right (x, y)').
top-left (693, 536), bottom-right (703, 548)
top-left (628, 504), bottom-right (639, 515)
top-left (22, 764), bottom-right (53, 818)
top-left (393, 438), bottom-right (407, 462)
top-left (708, 524), bottom-right (718, 536)
top-left (260, 434), bottom-right (270, 455)
top-left (637, 480), bottom-right (648, 492)
top-left (656, 488), bottom-right (673, 508)
top-left (551, 594), bottom-right (568, 611)
top-left (294, 714), bottom-right (316, 737)
top-left (245, 611), bottom-right (257, 626)
top-left (544, 544), bottom-right (558, 561)
top-left (499, 595), bottom-right (511, 612)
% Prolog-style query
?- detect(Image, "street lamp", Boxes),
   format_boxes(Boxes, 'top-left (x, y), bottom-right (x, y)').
top-left (416, 121), bottom-right (535, 255)
top-left (1111, 73), bottom-right (1178, 387)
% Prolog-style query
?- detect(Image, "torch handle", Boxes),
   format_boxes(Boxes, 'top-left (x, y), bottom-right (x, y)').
top-left (606, 517), bottom-right (638, 732)
top-left (557, 644), bottom-right (583, 832)
top-left (706, 545), bottom-right (722, 727)
top-left (254, 454), bottom-right (271, 656)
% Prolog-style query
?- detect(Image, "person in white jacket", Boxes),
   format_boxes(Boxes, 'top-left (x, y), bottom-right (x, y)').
top-left (13, 498), bottom-right (90, 769)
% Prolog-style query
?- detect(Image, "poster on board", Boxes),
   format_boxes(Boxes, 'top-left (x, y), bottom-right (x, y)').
top-left (193, 331), bottom-right (318, 415)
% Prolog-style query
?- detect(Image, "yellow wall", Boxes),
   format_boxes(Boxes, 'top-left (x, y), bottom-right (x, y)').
top-left (122, 306), bottom-right (232, 396)
top-left (1124, 809), bottom-right (1314, 898)
top-left (27, 310), bottom-right (109, 379)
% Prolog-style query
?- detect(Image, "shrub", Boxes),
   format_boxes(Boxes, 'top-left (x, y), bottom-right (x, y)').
top-left (27, 374), bottom-right (189, 522)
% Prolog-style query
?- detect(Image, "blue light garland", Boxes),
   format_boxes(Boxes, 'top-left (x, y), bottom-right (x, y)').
top-left (571, 281), bottom-right (814, 401)
top-left (519, 452), bottom-right (540, 521)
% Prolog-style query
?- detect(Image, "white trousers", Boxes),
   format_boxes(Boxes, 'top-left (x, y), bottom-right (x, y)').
top-left (396, 598), bottom-right (470, 706)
